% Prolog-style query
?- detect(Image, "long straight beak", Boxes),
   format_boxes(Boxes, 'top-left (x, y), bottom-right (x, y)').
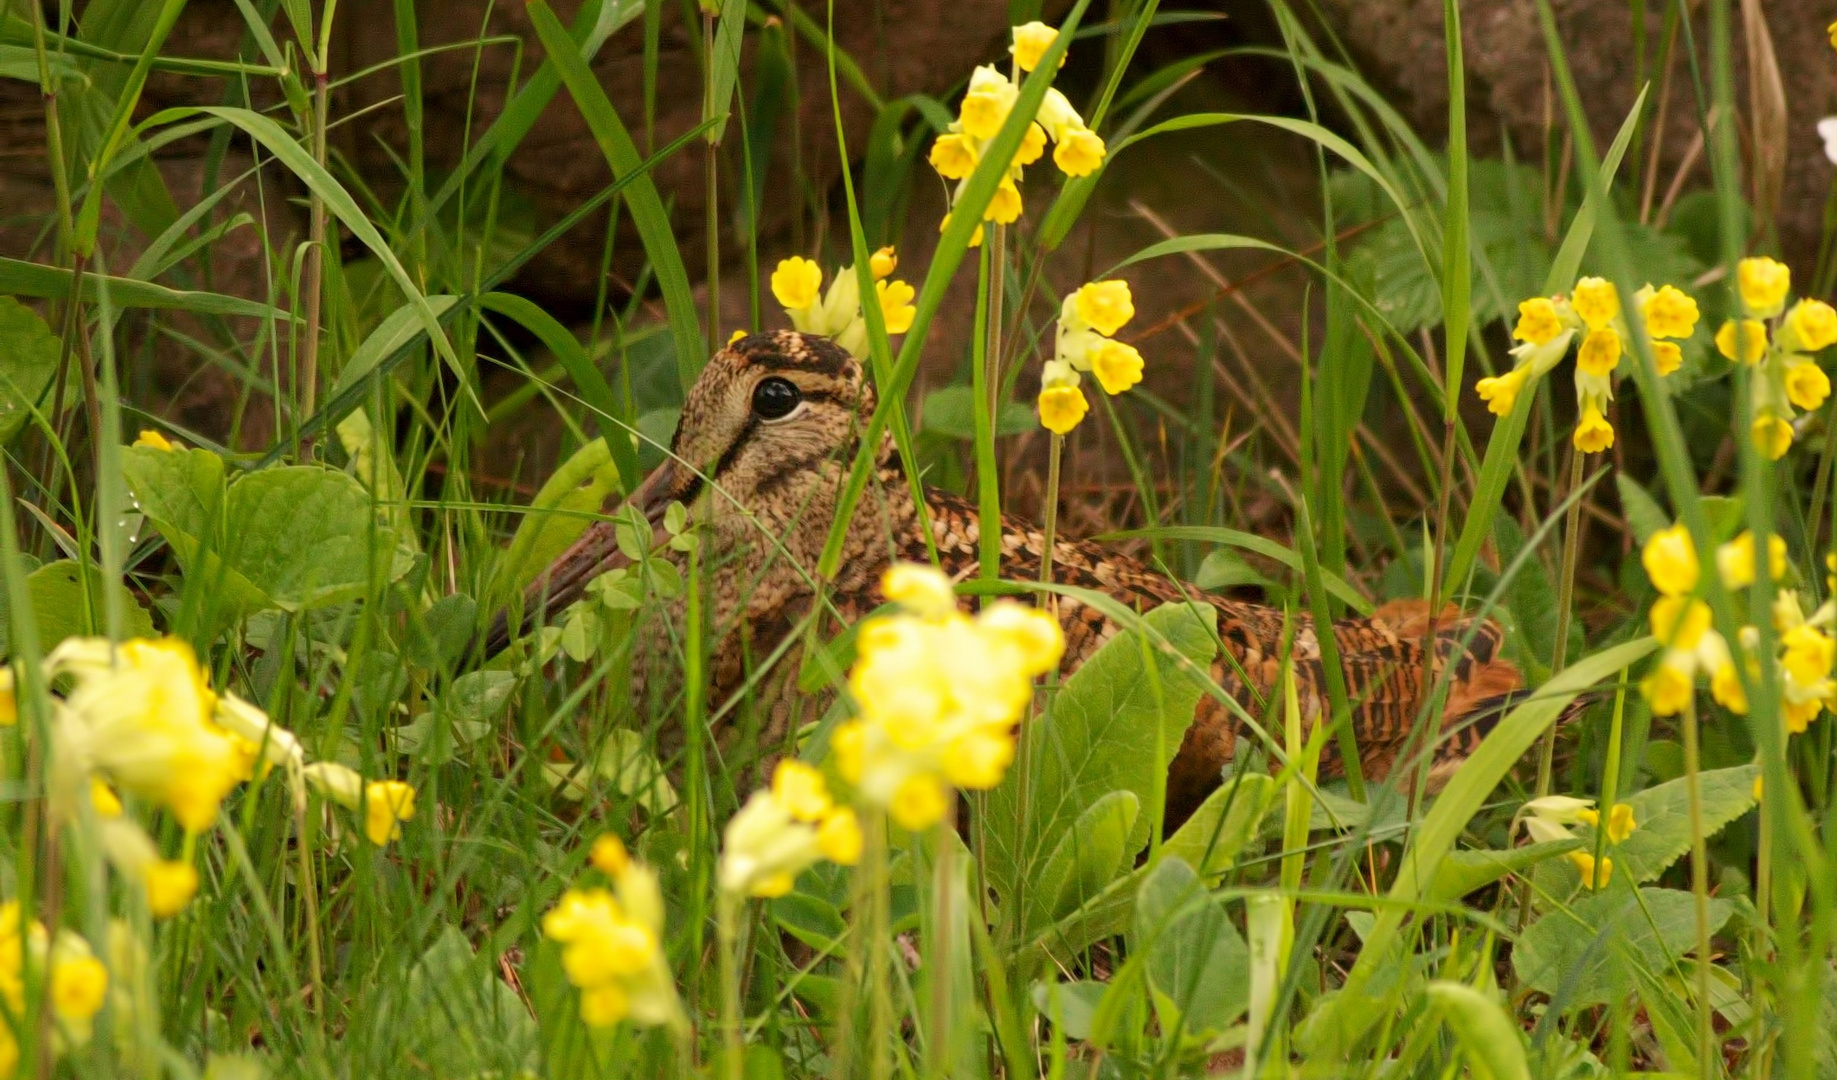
top-left (479, 459), bottom-right (682, 657)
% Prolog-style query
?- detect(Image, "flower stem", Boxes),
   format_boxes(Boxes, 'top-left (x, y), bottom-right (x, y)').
top-left (1039, 434), bottom-right (1062, 591)
top-left (1682, 696), bottom-right (1714, 1077)
top-left (717, 891), bottom-right (743, 1080)
top-left (926, 812), bottom-right (954, 1080)
top-left (702, 7), bottom-right (721, 354)
top-left (1536, 447), bottom-right (1589, 792)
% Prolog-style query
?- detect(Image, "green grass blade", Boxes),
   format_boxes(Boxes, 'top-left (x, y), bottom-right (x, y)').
top-left (0, 256), bottom-right (292, 319)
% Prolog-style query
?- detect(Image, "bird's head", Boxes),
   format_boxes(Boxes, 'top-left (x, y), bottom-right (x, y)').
top-left (623, 329), bottom-right (883, 533)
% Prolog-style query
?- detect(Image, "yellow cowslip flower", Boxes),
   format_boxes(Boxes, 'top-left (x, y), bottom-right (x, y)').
top-left (1576, 802), bottom-right (1637, 844)
top-left (1567, 850), bottom-right (1613, 890)
top-left (1642, 524), bottom-right (1699, 597)
top-left (1785, 697), bottom-right (1823, 733)
top-left (1738, 256), bottom-right (1792, 318)
top-left (883, 562), bottom-right (957, 618)
top-left (718, 761), bottom-right (861, 898)
top-left (959, 72), bottom-right (1014, 141)
top-left (1753, 413), bottom-right (1795, 460)
top-left (1653, 340), bottom-right (1684, 376)
top-left (1781, 625), bottom-right (1836, 690)
top-left (50, 953), bottom-right (107, 1022)
top-left (0, 668), bottom-right (12, 726)
top-left (771, 257), bottom-right (822, 312)
top-left (986, 176), bottom-right (1023, 224)
top-left (837, 564), bottom-right (1063, 830)
top-left (590, 834), bottom-right (630, 877)
top-left (1054, 128), bottom-right (1106, 177)
top-left (727, 328), bottom-right (747, 346)
top-left (363, 780), bottom-right (416, 845)
top-left (1642, 655), bottom-right (1695, 716)
top-left (1786, 360), bottom-right (1832, 411)
top-left (869, 246), bottom-right (898, 280)
top-left (1716, 318), bottom-right (1769, 364)
top-left (1475, 364), bottom-right (1533, 417)
top-left (1091, 340), bottom-right (1144, 395)
top-left (1015, 121), bottom-right (1047, 166)
top-left (1718, 531), bottom-right (1788, 590)
top-left (876, 279), bottom-right (917, 334)
top-left (928, 132), bottom-right (979, 179)
top-left (90, 778), bottom-right (122, 818)
top-left (1639, 284), bottom-right (1702, 340)
top-left (1513, 297), bottom-right (1565, 345)
top-left (1576, 326), bottom-right (1621, 376)
top-left (1038, 385), bottom-right (1088, 434)
top-left (542, 882), bottom-right (683, 1030)
top-left (1783, 299), bottom-right (1837, 352)
top-left (1650, 595), bottom-right (1711, 650)
top-left (145, 859), bottom-right (199, 918)
top-left (133, 430), bottom-right (175, 451)
top-left (940, 211), bottom-right (985, 249)
top-left (49, 637), bottom-right (253, 833)
top-left (1711, 659), bottom-right (1749, 714)
top-left (1573, 399), bottom-right (1615, 453)
top-left (1073, 280), bottom-right (1134, 336)
top-left (1011, 21), bottom-right (1060, 72)
top-left (1571, 277), bottom-right (1620, 330)
top-left (1830, 18), bottom-right (1837, 51)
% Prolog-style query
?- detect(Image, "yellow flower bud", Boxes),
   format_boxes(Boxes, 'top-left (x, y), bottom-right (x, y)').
top-left (727, 328), bottom-right (747, 346)
top-left (869, 246), bottom-right (898, 280)
top-left (882, 563), bottom-right (957, 620)
top-left (133, 430), bottom-right (175, 451)
top-left (50, 955), bottom-right (108, 1022)
top-left (1512, 297), bottom-right (1565, 345)
top-left (1715, 318), bottom-right (1769, 364)
top-left (1642, 523), bottom-right (1699, 597)
top-left (1640, 284), bottom-right (1701, 339)
top-left (1091, 339), bottom-right (1144, 395)
top-left (1475, 364), bottom-right (1532, 417)
top-left (591, 834), bottom-right (631, 877)
top-left (1737, 256), bottom-right (1791, 318)
top-left (1753, 413), bottom-right (1795, 460)
top-left (1711, 660), bottom-right (1749, 714)
top-left (1786, 360), bottom-right (1832, 412)
top-left (1653, 340), bottom-right (1684, 376)
top-left (770, 257), bottom-right (823, 311)
top-left (1571, 276), bottom-right (1620, 330)
top-left (1010, 21), bottom-right (1060, 72)
top-left (1576, 802), bottom-right (1637, 844)
top-left (1573, 399), bottom-right (1615, 454)
top-left (1074, 280), bottom-right (1135, 336)
top-left (1038, 385), bottom-right (1089, 434)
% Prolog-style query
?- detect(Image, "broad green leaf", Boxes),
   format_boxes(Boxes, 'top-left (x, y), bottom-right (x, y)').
top-left (1425, 981), bottom-right (1530, 1080)
top-left (221, 467), bottom-right (412, 611)
top-left (1033, 791), bottom-right (1138, 934)
top-left (1610, 765), bottom-right (1758, 883)
top-left (0, 559), bottom-right (154, 656)
top-left (492, 437), bottom-right (623, 608)
top-left (919, 385), bottom-right (1033, 440)
top-left (1029, 980), bottom-right (1108, 1042)
top-left (1162, 772), bottom-right (1278, 878)
top-left (1616, 474), bottom-right (1670, 547)
top-left (441, 670), bottom-right (519, 723)
top-left (1135, 857), bottom-right (1250, 1035)
top-left (393, 928), bottom-right (539, 1079)
top-left (335, 408), bottom-right (416, 553)
top-left (1513, 887), bottom-right (1733, 1006)
top-left (121, 445), bottom-right (267, 613)
top-left (0, 297), bottom-right (60, 443)
top-left (545, 729), bottom-right (678, 813)
top-left (985, 602), bottom-right (1218, 923)
top-left (1101, 525), bottom-right (1371, 615)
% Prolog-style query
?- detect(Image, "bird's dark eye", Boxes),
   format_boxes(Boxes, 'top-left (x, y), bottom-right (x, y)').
top-left (752, 376), bottom-right (802, 420)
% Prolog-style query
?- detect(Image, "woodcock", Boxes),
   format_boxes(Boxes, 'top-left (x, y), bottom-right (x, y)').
top-left (488, 330), bottom-right (1526, 824)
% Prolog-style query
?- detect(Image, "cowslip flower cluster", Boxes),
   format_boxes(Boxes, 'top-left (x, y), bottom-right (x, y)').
top-left (931, 22), bottom-right (1105, 243)
top-left (11, 634), bottom-right (417, 921)
top-left (833, 564), bottom-right (1064, 830)
top-left (1638, 522), bottom-right (1835, 732)
top-left (1710, 256), bottom-right (1837, 460)
top-left (541, 836), bottom-right (684, 1031)
top-left (1476, 278), bottom-right (1700, 453)
top-left (0, 901), bottom-right (110, 1072)
top-left (770, 247), bottom-right (916, 359)
top-left (719, 761), bottom-right (862, 898)
top-left (1516, 795), bottom-right (1637, 890)
top-left (1038, 280), bottom-right (1141, 434)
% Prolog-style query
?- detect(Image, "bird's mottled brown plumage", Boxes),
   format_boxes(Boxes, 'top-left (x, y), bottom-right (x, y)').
top-left (499, 331), bottom-right (1525, 822)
